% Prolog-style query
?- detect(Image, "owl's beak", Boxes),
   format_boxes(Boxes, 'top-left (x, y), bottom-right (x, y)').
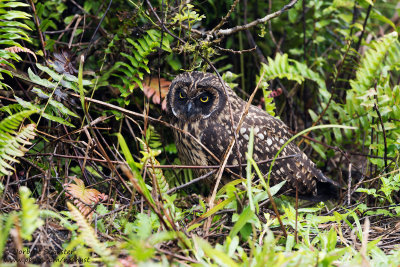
top-left (186, 101), bottom-right (194, 117)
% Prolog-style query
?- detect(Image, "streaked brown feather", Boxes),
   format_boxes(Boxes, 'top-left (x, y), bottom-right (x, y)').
top-left (166, 71), bottom-right (338, 200)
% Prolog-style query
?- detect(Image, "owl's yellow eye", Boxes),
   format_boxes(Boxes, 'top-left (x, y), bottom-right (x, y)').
top-left (200, 96), bottom-right (209, 103)
top-left (179, 92), bottom-right (185, 99)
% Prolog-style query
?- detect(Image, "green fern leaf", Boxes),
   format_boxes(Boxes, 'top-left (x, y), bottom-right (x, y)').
top-left (19, 186), bottom-right (43, 241)
top-left (67, 202), bottom-right (117, 265)
top-left (138, 138), bottom-right (170, 194)
top-left (260, 53), bottom-right (328, 101)
top-left (0, 123), bottom-right (36, 176)
top-left (0, 0), bottom-right (32, 89)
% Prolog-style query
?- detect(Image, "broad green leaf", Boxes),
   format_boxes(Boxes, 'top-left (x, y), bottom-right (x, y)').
top-left (229, 206), bottom-right (254, 238)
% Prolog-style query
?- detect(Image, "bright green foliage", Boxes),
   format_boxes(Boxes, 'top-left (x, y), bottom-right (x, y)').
top-left (357, 173), bottom-right (400, 204)
top-left (0, 187), bottom-right (44, 260)
top-left (0, 110), bottom-right (36, 176)
top-left (262, 89), bottom-right (277, 117)
top-left (0, 0), bottom-right (32, 89)
top-left (222, 71), bottom-right (240, 89)
top-left (2, 0), bottom-right (400, 265)
top-left (0, 212), bottom-right (15, 259)
top-left (260, 53), bottom-right (328, 100)
top-left (110, 30), bottom-right (171, 97)
top-left (0, 187), bottom-right (44, 257)
top-left (14, 63), bottom-right (88, 127)
top-left (257, 53), bottom-right (329, 116)
top-left (117, 133), bottom-right (155, 204)
top-left (19, 186), bottom-right (44, 240)
top-left (172, 4), bottom-right (205, 25)
top-left (139, 138), bottom-right (170, 194)
top-left (67, 202), bottom-right (118, 266)
top-left (314, 32), bottom-right (400, 169)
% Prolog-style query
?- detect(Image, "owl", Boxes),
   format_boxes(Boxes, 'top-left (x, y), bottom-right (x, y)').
top-left (166, 71), bottom-right (338, 200)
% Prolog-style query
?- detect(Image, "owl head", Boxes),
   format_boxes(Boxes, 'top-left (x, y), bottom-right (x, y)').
top-left (166, 71), bottom-right (228, 121)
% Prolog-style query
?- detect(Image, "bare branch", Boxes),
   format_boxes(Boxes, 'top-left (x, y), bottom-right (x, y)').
top-left (210, 0), bottom-right (241, 34)
top-left (216, 0), bottom-right (299, 36)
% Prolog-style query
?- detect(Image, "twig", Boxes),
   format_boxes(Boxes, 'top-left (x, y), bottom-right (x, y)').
top-left (360, 217), bottom-right (370, 266)
top-left (68, 92), bottom-right (222, 165)
top-left (204, 70), bottom-right (267, 233)
top-left (145, 0), bottom-right (186, 43)
top-left (69, 0), bottom-right (88, 14)
top-left (302, 0), bottom-right (307, 62)
top-left (295, 181), bottom-right (299, 243)
top-left (374, 103), bottom-right (388, 171)
top-left (84, 0), bottom-right (113, 58)
top-left (205, 59), bottom-right (244, 175)
top-left (28, 0), bottom-right (47, 58)
top-left (355, 4), bottom-right (372, 52)
top-left (215, 46), bottom-right (257, 54)
top-left (216, 0), bottom-right (299, 36)
top-left (244, 0), bottom-right (267, 64)
top-left (267, 0), bottom-right (279, 53)
top-left (156, 248), bottom-right (198, 264)
top-left (347, 163), bottom-right (352, 205)
top-left (210, 0), bottom-right (241, 34)
top-left (298, 41), bottom-right (352, 146)
top-left (68, 15), bottom-right (83, 48)
top-left (166, 170), bottom-right (217, 194)
top-left (26, 153), bottom-right (299, 169)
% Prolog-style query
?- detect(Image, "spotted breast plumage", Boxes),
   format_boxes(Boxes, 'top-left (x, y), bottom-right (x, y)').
top-left (166, 71), bottom-right (338, 200)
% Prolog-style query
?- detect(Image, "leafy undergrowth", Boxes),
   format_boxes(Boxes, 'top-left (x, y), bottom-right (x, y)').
top-left (2, 177), bottom-right (400, 266)
top-left (1, 0), bottom-right (400, 266)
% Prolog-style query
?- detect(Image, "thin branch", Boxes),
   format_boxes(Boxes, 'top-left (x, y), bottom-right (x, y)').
top-left (26, 153), bottom-right (299, 169)
top-left (347, 163), bottom-right (352, 205)
top-left (204, 70), bottom-right (266, 233)
top-left (145, 0), bottom-right (186, 43)
top-left (355, 4), bottom-right (372, 52)
top-left (205, 59), bottom-right (244, 177)
top-left (216, 0), bottom-right (299, 36)
top-left (215, 46), bottom-right (257, 54)
top-left (166, 170), bottom-right (217, 194)
top-left (84, 0), bottom-right (113, 58)
top-left (374, 103), bottom-right (388, 171)
top-left (210, 0), bottom-right (241, 34)
top-left (151, 154), bottom-right (299, 169)
top-left (28, 0), bottom-right (47, 58)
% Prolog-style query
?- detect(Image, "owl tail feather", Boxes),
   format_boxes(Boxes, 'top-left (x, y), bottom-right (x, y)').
top-left (314, 169), bottom-right (341, 188)
top-left (310, 169), bottom-right (341, 202)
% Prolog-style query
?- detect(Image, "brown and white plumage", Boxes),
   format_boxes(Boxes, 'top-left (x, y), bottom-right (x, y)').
top-left (166, 71), bottom-right (338, 200)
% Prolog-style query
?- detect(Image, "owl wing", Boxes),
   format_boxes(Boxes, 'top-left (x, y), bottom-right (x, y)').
top-left (239, 105), bottom-right (338, 199)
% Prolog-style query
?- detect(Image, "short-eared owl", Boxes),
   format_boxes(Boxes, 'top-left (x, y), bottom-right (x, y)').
top-left (166, 71), bottom-right (338, 200)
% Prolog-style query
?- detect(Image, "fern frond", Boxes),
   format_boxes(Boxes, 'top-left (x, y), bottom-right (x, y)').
top-left (346, 32), bottom-right (400, 128)
top-left (0, 212), bottom-right (16, 259)
top-left (19, 186), bottom-right (44, 241)
top-left (67, 202), bottom-right (117, 266)
top-left (4, 46), bottom-right (37, 62)
top-left (138, 138), bottom-right (170, 194)
top-left (0, 110), bottom-right (37, 176)
top-left (16, 61), bottom-right (89, 128)
top-left (350, 32), bottom-right (399, 94)
top-left (260, 53), bottom-right (329, 101)
top-left (0, 0), bottom-right (32, 89)
top-left (0, 109), bottom-right (36, 133)
top-left (111, 29), bottom-right (171, 94)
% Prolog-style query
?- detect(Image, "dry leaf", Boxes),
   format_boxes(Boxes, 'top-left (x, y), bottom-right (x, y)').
top-left (270, 88), bottom-right (283, 98)
top-left (64, 177), bottom-right (108, 220)
top-left (142, 76), bottom-right (171, 110)
top-left (51, 49), bottom-right (77, 75)
top-left (0, 46), bottom-right (37, 66)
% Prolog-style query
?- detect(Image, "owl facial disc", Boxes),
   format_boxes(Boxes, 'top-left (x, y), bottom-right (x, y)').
top-left (167, 72), bottom-right (227, 121)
